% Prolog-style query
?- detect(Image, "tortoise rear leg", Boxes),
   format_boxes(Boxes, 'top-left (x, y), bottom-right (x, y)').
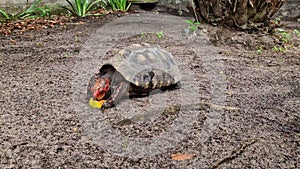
top-left (151, 70), bottom-right (176, 88)
top-left (102, 81), bottom-right (130, 108)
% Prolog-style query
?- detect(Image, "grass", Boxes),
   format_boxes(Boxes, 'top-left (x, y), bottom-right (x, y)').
top-left (0, 0), bottom-right (50, 21)
top-left (107, 0), bottom-right (131, 12)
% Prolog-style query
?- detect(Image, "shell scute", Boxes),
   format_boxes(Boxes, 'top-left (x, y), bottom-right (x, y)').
top-left (100, 44), bottom-right (181, 88)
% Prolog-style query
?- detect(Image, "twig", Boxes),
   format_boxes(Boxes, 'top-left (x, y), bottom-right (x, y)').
top-left (189, 0), bottom-right (200, 23)
top-left (210, 139), bottom-right (258, 169)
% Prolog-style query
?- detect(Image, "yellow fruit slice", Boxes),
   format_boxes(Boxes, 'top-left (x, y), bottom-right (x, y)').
top-left (89, 98), bottom-right (106, 108)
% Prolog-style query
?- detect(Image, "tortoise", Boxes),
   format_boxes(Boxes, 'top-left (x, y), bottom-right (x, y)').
top-left (87, 43), bottom-right (181, 108)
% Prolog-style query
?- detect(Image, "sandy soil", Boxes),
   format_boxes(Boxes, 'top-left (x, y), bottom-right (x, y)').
top-left (0, 7), bottom-right (299, 168)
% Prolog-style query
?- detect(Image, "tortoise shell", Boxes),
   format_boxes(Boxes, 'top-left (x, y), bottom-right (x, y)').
top-left (100, 43), bottom-right (181, 89)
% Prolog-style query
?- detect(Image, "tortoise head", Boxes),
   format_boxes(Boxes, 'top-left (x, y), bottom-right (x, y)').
top-left (90, 74), bottom-right (110, 101)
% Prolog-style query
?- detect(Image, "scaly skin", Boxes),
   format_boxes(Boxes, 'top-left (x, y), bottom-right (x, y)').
top-left (102, 81), bottom-right (130, 108)
top-left (88, 70), bottom-right (130, 108)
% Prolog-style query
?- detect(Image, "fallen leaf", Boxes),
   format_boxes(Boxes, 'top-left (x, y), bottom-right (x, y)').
top-left (224, 91), bottom-right (233, 95)
top-left (171, 153), bottom-right (195, 161)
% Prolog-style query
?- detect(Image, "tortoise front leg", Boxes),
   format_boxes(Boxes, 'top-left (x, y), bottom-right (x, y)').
top-left (102, 82), bottom-right (129, 108)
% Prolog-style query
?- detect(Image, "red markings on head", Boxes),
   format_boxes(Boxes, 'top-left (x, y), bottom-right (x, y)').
top-left (91, 76), bottom-right (110, 100)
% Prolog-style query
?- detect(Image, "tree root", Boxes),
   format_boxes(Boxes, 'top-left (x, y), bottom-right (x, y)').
top-left (114, 102), bottom-right (240, 126)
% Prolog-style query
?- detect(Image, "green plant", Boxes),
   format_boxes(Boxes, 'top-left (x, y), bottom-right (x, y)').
top-left (256, 46), bottom-right (263, 54)
top-left (298, 18), bottom-right (300, 22)
top-left (75, 36), bottom-right (81, 42)
top-left (178, 10), bottom-right (183, 16)
top-left (280, 31), bottom-right (291, 43)
top-left (63, 53), bottom-right (70, 58)
top-left (156, 31), bottom-right (163, 39)
top-left (0, 8), bottom-right (10, 20)
top-left (63, 0), bottom-right (103, 17)
top-left (140, 33), bottom-right (146, 38)
top-left (275, 29), bottom-right (291, 43)
top-left (273, 17), bottom-right (281, 25)
top-left (186, 19), bottom-right (200, 32)
top-left (256, 49), bottom-right (262, 54)
top-left (294, 29), bottom-right (300, 37)
top-left (108, 0), bottom-right (131, 12)
top-left (191, 0), bottom-right (284, 29)
top-left (0, 0), bottom-right (48, 21)
top-left (36, 6), bottom-right (51, 17)
top-left (272, 46), bottom-right (285, 53)
top-left (272, 46), bottom-right (279, 52)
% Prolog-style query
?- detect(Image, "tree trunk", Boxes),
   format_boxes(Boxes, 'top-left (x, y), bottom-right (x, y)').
top-left (188, 0), bottom-right (286, 29)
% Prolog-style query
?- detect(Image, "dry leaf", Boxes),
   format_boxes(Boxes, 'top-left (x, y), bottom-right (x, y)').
top-left (10, 39), bottom-right (16, 45)
top-left (171, 153), bottom-right (195, 161)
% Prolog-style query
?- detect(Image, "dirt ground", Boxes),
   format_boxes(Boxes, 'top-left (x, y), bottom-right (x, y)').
top-left (0, 6), bottom-right (299, 168)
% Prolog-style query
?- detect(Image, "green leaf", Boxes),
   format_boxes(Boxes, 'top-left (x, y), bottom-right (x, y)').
top-left (65, 0), bottom-right (76, 14)
top-left (194, 21), bottom-right (201, 25)
top-left (82, 0), bottom-right (90, 16)
top-left (20, 0), bottom-right (43, 19)
top-left (125, 2), bottom-right (131, 11)
top-left (0, 8), bottom-right (10, 20)
top-left (186, 19), bottom-right (194, 25)
top-left (74, 0), bottom-right (81, 16)
top-left (24, 0), bottom-right (42, 13)
top-left (87, 0), bottom-right (101, 12)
